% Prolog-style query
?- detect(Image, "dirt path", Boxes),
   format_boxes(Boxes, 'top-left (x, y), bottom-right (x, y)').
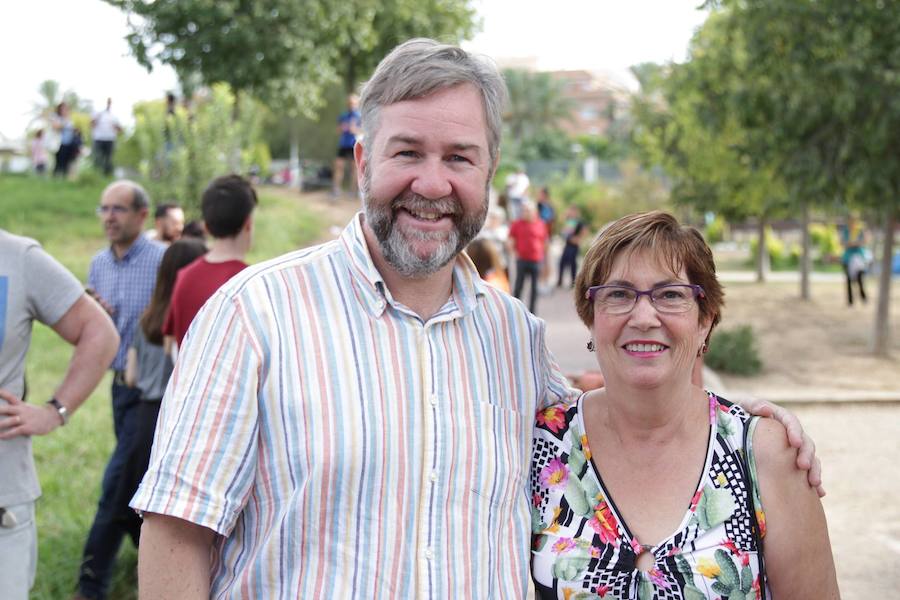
top-left (716, 279), bottom-right (900, 396)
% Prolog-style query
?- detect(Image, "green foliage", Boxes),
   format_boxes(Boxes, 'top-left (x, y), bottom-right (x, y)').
top-left (706, 324), bottom-right (763, 375)
top-left (810, 222), bottom-right (842, 263)
top-left (105, 0), bottom-right (477, 120)
top-left (543, 161), bottom-right (670, 232)
top-left (748, 227), bottom-right (785, 268)
top-left (129, 84), bottom-right (265, 215)
top-left (630, 12), bottom-right (791, 228)
top-left (704, 215), bottom-right (729, 244)
top-left (502, 68), bottom-right (576, 163)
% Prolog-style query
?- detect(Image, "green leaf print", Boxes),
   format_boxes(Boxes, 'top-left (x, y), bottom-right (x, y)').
top-left (717, 409), bottom-right (737, 437)
top-left (569, 446), bottom-right (586, 474)
top-left (564, 476), bottom-right (591, 516)
top-left (696, 486), bottom-right (737, 529)
top-left (741, 564), bottom-right (752, 593)
top-left (715, 548), bottom-right (741, 588)
top-left (674, 554), bottom-right (693, 575)
top-left (531, 505), bottom-right (546, 534)
top-left (712, 581), bottom-right (730, 595)
top-left (683, 583), bottom-right (707, 600)
top-left (638, 576), bottom-right (655, 600)
top-left (551, 554), bottom-right (591, 581)
top-left (581, 474), bottom-right (600, 501)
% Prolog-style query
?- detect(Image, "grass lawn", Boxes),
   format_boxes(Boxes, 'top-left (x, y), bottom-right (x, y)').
top-left (1, 174), bottom-right (325, 599)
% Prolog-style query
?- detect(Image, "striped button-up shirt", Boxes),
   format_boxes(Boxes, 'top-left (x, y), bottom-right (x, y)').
top-left (88, 235), bottom-right (165, 370)
top-left (133, 214), bottom-right (574, 598)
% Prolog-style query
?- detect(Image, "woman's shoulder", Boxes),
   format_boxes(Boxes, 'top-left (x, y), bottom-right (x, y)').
top-left (534, 399), bottom-right (580, 439)
top-left (750, 417), bottom-right (796, 477)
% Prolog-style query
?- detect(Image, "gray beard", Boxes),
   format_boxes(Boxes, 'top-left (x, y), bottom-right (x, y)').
top-left (363, 178), bottom-right (488, 278)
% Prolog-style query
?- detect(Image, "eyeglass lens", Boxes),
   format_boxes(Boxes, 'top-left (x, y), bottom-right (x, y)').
top-left (593, 285), bottom-right (697, 313)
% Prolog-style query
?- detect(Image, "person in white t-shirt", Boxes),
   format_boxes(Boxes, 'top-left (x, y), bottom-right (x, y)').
top-left (91, 98), bottom-right (123, 176)
top-left (504, 164), bottom-right (530, 220)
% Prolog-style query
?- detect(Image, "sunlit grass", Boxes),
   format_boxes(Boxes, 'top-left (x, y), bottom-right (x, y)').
top-left (2, 174), bottom-right (324, 598)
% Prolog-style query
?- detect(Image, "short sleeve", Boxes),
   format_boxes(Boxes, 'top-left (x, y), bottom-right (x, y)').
top-left (535, 319), bottom-right (578, 410)
top-left (24, 243), bottom-right (84, 326)
top-left (131, 289), bottom-right (263, 535)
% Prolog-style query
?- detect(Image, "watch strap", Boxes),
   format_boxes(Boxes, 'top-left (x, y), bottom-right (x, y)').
top-left (47, 397), bottom-right (68, 425)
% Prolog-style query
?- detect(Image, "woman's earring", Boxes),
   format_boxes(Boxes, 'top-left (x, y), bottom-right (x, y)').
top-left (586, 340), bottom-right (595, 352)
top-left (698, 342), bottom-right (708, 357)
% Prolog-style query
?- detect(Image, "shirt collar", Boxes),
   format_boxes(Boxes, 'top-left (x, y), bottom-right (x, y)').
top-left (339, 212), bottom-right (486, 320)
top-left (109, 233), bottom-right (151, 263)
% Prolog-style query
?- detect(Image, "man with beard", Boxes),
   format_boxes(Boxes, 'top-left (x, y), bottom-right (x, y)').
top-left (145, 203), bottom-right (185, 245)
top-left (132, 39), bottom-right (822, 599)
top-left (74, 180), bottom-right (165, 600)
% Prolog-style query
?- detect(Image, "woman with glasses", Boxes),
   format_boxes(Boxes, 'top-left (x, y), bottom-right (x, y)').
top-left (530, 211), bottom-right (839, 599)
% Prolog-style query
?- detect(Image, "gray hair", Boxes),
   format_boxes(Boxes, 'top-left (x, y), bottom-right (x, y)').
top-left (103, 179), bottom-right (150, 210)
top-left (359, 38), bottom-right (507, 166)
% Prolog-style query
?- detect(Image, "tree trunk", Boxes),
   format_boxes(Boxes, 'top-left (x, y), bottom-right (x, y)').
top-left (800, 202), bottom-right (811, 300)
top-left (289, 125), bottom-right (302, 192)
top-left (229, 90), bottom-right (243, 172)
top-left (755, 216), bottom-right (769, 283)
top-left (872, 208), bottom-right (896, 356)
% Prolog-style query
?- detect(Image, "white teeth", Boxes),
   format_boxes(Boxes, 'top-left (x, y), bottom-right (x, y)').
top-left (625, 343), bottom-right (665, 353)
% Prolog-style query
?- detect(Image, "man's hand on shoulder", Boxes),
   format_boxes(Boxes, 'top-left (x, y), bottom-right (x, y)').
top-left (737, 395), bottom-right (824, 497)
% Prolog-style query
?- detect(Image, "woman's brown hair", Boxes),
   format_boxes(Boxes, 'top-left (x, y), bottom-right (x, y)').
top-left (140, 238), bottom-right (208, 345)
top-left (574, 211), bottom-right (724, 341)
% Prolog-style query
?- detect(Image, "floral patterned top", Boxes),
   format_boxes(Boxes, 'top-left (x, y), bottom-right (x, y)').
top-left (530, 392), bottom-right (770, 600)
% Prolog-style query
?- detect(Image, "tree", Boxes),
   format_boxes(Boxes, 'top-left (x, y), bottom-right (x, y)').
top-left (129, 84), bottom-right (264, 213)
top-left (630, 21), bottom-right (789, 283)
top-left (502, 69), bottom-right (574, 147)
top-left (708, 0), bottom-right (900, 355)
top-left (29, 80), bottom-right (93, 135)
top-left (105, 0), bottom-right (478, 180)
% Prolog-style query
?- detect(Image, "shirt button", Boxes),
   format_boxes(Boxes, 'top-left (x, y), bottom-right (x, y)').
top-left (424, 549), bottom-right (434, 560)
top-left (430, 394), bottom-right (438, 406)
top-left (430, 471), bottom-right (438, 482)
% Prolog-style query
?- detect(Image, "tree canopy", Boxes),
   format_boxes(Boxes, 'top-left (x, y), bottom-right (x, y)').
top-left (105, 0), bottom-right (478, 115)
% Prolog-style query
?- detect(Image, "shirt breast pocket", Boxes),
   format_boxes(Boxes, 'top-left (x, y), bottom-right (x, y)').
top-left (467, 400), bottom-right (532, 510)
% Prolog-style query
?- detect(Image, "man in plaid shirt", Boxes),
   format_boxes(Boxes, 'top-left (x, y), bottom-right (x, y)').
top-left (74, 180), bottom-right (165, 600)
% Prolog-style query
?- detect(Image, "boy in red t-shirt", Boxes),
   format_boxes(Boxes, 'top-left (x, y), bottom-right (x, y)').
top-left (163, 175), bottom-right (257, 351)
top-left (507, 200), bottom-right (549, 314)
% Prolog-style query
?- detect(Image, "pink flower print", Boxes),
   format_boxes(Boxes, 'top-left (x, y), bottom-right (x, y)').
top-left (552, 537), bottom-right (577, 554)
top-left (689, 489), bottom-right (702, 512)
top-left (533, 492), bottom-right (542, 507)
top-left (588, 500), bottom-right (620, 546)
top-left (648, 567), bottom-right (670, 589)
top-left (540, 458), bottom-right (569, 489)
top-left (537, 406), bottom-right (566, 433)
top-left (590, 546), bottom-right (601, 558)
top-left (596, 584), bottom-right (610, 597)
top-left (629, 538), bottom-right (643, 555)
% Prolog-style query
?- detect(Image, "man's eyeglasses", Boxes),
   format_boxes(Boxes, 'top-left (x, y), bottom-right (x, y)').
top-left (96, 205), bottom-right (132, 216)
top-left (586, 284), bottom-right (705, 315)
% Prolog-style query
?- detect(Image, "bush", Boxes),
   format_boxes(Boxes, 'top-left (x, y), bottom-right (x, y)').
top-left (704, 215), bottom-right (728, 244)
top-left (706, 325), bottom-right (763, 375)
top-left (810, 222), bottom-right (842, 263)
top-left (128, 83), bottom-right (267, 216)
top-left (748, 227), bottom-right (785, 267)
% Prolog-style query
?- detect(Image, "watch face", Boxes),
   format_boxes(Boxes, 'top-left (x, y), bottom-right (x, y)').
top-left (48, 398), bottom-right (68, 424)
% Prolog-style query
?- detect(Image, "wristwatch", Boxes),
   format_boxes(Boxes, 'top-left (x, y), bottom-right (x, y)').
top-left (46, 397), bottom-right (69, 426)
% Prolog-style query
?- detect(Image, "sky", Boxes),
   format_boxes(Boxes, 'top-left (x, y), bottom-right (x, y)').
top-left (0, 0), bottom-right (708, 139)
